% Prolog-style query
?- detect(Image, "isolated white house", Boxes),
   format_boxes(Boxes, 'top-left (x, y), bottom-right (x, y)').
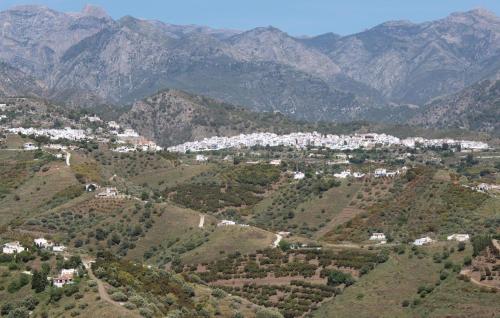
top-left (269, 159), bottom-right (282, 166)
top-left (374, 169), bottom-right (387, 178)
top-left (34, 238), bottom-right (53, 249)
top-left (23, 143), bottom-right (38, 151)
top-left (352, 172), bottom-right (365, 178)
top-left (447, 234), bottom-right (470, 242)
top-left (334, 170), bottom-right (351, 179)
top-left (369, 233), bottom-right (386, 241)
top-left (53, 269), bottom-right (76, 288)
top-left (2, 241), bottom-right (25, 254)
top-left (52, 245), bottom-right (67, 253)
top-left (196, 154), bottom-right (208, 162)
top-left (96, 187), bottom-right (118, 198)
top-left (293, 172), bottom-right (305, 180)
top-left (413, 237), bottom-right (434, 246)
top-left (217, 220), bottom-right (236, 227)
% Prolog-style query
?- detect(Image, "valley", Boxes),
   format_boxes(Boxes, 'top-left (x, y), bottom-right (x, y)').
top-left (0, 3), bottom-right (499, 317)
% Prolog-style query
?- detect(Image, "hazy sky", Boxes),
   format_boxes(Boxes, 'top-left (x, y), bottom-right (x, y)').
top-left (0, 0), bottom-right (499, 35)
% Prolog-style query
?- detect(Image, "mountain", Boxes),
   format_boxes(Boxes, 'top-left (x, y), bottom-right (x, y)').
top-left (409, 79), bottom-right (500, 135)
top-left (0, 5), bottom-right (499, 124)
top-left (0, 62), bottom-right (45, 97)
top-left (316, 9), bottom-right (500, 104)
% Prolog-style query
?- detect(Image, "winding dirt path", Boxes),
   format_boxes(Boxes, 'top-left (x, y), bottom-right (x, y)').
top-left (88, 267), bottom-right (122, 306)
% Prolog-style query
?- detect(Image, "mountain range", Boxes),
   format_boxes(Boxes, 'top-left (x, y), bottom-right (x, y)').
top-left (0, 5), bottom-right (499, 131)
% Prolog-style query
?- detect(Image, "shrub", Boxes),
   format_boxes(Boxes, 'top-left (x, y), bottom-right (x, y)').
top-left (457, 242), bottom-right (466, 252)
top-left (326, 270), bottom-right (355, 287)
top-left (139, 307), bottom-right (154, 318)
top-left (6, 308), bottom-right (29, 318)
top-left (64, 284), bottom-right (79, 297)
top-left (402, 300), bottom-right (410, 307)
top-left (110, 291), bottom-right (128, 302)
top-left (463, 256), bottom-right (472, 266)
top-left (256, 308), bottom-right (284, 318)
top-left (22, 296), bottom-right (39, 310)
top-left (211, 288), bottom-right (227, 298)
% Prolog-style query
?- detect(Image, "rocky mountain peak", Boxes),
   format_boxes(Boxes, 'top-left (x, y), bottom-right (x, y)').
top-left (446, 7), bottom-right (500, 25)
top-left (81, 4), bottom-right (110, 19)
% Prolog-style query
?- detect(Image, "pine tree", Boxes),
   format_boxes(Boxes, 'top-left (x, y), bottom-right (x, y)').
top-left (31, 270), bottom-right (47, 293)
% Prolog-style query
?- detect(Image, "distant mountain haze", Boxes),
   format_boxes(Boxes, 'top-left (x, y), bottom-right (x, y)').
top-left (0, 5), bottom-right (499, 129)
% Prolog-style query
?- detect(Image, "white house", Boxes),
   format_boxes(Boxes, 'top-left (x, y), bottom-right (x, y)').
top-left (107, 121), bottom-right (120, 130)
top-left (293, 172), bottom-right (305, 180)
top-left (34, 238), bottom-right (53, 249)
top-left (217, 220), bottom-right (236, 227)
top-left (374, 169), bottom-right (387, 178)
top-left (96, 187), bottom-right (118, 198)
top-left (23, 143), bottom-right (38, 151)
top-left (52, 245), bottom-right (66, 253)
top-left (413, 237), bottom-right (434, 246)
top-left (2, 241), bottom-right (25, 254)
top-left (352, 172), bottom-right (365, 178)
top-left (334, 170), bottom-right (351, 179)
top-left (269, 159), bottom-right (282, 166)
top-left (369, 233), bottom-right (386, 241)
top-left (447, 234), bottom-right (470, 242)
top-left (196, 154), bottom-right (208, 162)
top-left (53, 269), bottom-right (75, 288)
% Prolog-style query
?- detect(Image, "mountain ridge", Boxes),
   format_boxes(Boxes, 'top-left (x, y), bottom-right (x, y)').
top-left (0, 5), bottom-right (499, 126)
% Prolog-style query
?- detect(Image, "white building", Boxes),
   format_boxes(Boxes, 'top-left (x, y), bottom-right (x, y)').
top-left (53, 269), bottom-right (75, 288)
top-left (269, 159), bottom-right (282, 166)
top-left (108, 121), bottom-right (120, 129)
top-left (374, 169), bottom-right (387, 178)
top-left (84, 115), bottom-right (102, 122)
top-left (2, 241), bottom-right (25, 254)
top-left (334, 170), bottom-right (351, 179)
top-left (369, 233), bottom-right (386, 241)
top-left (217, 220), bottom-right (236, 227)
top-left (447, 234), bottom-right (470, 242)
top-left (52, 245), bottom-right (66, 253)
top-left (23, 142), bottom-right (38, 151)
top-left (196, 154), bottom-right (208, 162)
top-left (96, 187), bottom-right (118, 198)
top-left (293, 172), bottom-right (305, 180)
top-left (413, 237), bottom-right (434, 246)
top-left (352, 172), bottom-right (365, 178)
top-left (34, 238), bottom-right (53, 249)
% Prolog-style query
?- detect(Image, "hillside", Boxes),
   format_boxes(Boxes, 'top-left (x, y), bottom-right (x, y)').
top-left (409, 79), bottom-right (500, 135)
top-left (0, 123), bottom-right (498, 317)
top-left (119, 89), bottom-right (309, 146)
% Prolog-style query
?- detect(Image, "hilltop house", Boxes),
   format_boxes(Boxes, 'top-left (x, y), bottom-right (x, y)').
top-left (54, 269), bottom-right (76, 288)
top-left (34, 238), bottom-right (53, 249)
top-left (96, 187), bottom-right (118, 198)
top-left (334, 170), bottom-right (351, 179)
top-left (374, 169), bottom-right (387, 178)
top-left (293, 172), bottom-right (305, 180)
top-left (447, 234), bottom-right (470, 242)
top-left (270, 159), bottom-right (282, 166)
top-left (217, 220), bottom-right (236, 227)
top-left (52, 245), bottom-right (67, 253)
top-left (369, 233), bottom-right (386, 241)
top-left (413, 237), bottom-right (434, 246)
top-left (2, 241), bottom-right (25, 254)
top-left (23, 142), bottom-right (38, 151)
